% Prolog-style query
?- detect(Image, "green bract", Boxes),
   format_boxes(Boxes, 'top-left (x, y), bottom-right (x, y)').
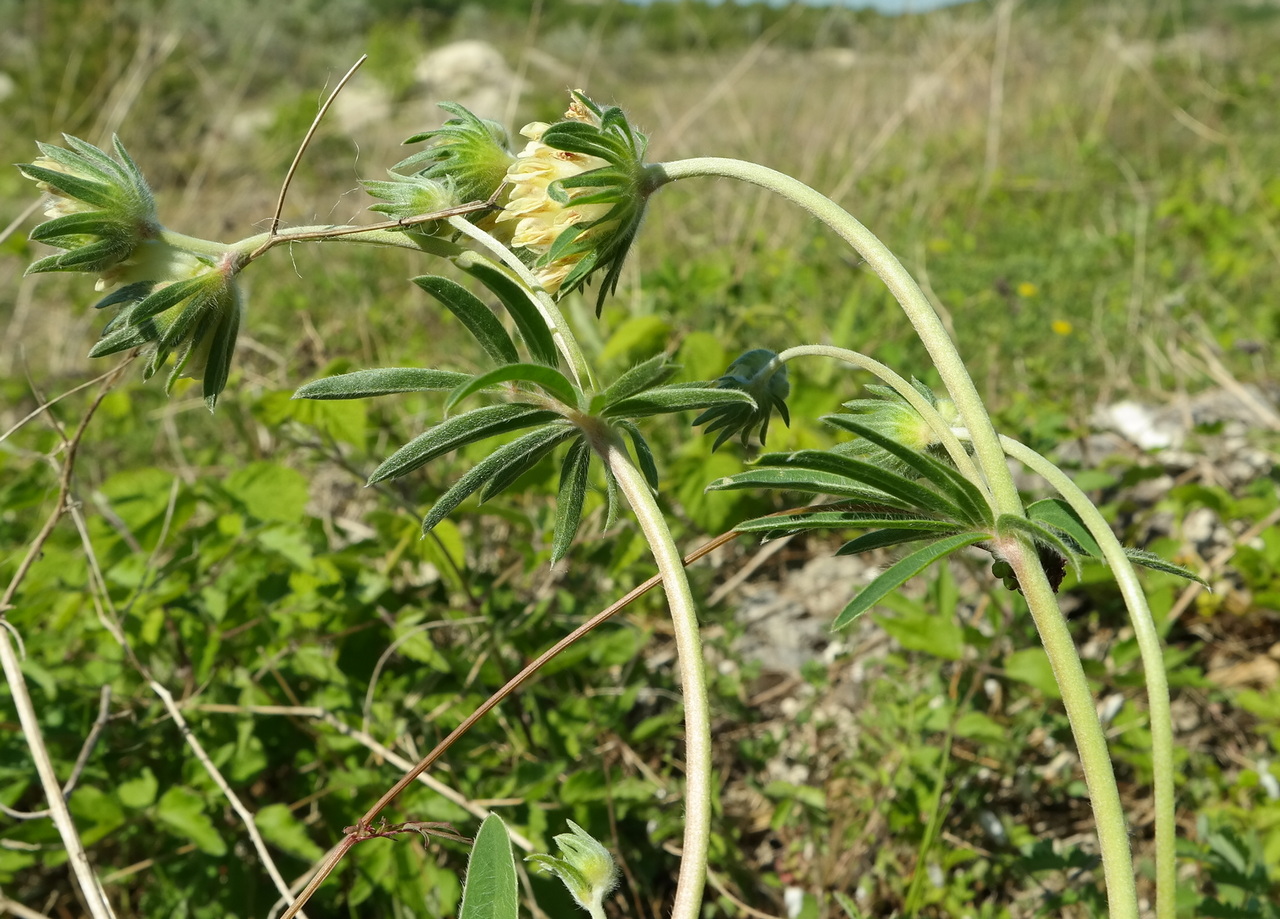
top-left (526, 821), bottom-right (618, 919)
top-left (692, 348), bottom-right (791, 451)
top-left (397, 102), bottom-right (515, 206)
top-left (19, 135), bottom-right (160, 278)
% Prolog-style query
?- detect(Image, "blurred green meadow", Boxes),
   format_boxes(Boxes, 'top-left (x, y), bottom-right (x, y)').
top-left (1, 0), bottom-right (1279, 917)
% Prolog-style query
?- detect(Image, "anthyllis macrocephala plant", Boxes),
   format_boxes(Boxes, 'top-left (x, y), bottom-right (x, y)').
top-left (16, 86), bottom-right (1207, 919)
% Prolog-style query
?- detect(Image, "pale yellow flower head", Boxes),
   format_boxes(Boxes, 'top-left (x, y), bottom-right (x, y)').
top-left (496, 92), bottom-right (650, 312)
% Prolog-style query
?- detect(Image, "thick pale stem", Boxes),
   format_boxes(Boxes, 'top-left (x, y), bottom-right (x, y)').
top-left (650, 157), bottom-right (1138, 918)
top-left (998, 434), bottom-right (1175, 919)
top-left (593, 433), bottom-right (710, 919)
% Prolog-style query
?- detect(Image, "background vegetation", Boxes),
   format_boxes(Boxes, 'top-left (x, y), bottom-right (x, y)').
top-left (1, 0), bottom-right (1278, 917)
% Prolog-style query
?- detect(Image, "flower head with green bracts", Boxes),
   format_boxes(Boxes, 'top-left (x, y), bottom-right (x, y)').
top-left (826, 379), bottom-right (959, 472)
top-left (498, 91), bottom-right (650, 313)
top-left (526, 821), bottom-right (619, 919)
top-left (395, 102), bottom-right (515, 207)
top-left (19, 135), bottom-right (160, 280)
top-left (693, 348), bottom-right (791, 451)
top-left (88, 244), bottom-right (245, 411)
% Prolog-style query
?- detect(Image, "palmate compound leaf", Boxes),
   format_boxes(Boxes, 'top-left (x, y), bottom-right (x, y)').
top-left (459, 815), bottom-right (518, 919)
top-left (832, 532), bottom-right (990, 630)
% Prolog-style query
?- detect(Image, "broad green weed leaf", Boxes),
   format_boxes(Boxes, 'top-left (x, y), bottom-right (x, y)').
top-left (156, 786), bottom-right (226, 856)
top-left (872, 603), bottom-right (964, 660)
top-left (255, 803), bottom-right (325, 860)
top-left (1004, 647), bottom-right (1062, 699)
top-left (833, 532), bottom-right (988, 630)
top-left (459, 815), bottom-right (518, 919)
top-left (598, 315), bottom-right (671, 364)
top-left (117, 768), bottom-right (158, 809)
top-left (294, 367), bottom-right (470, 400)
top-left (224, 461), bottom-right (309, 523)
top-left (413, 275), bottom-right (519, 366)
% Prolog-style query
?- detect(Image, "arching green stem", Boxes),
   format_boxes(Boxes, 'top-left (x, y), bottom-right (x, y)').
top-left (647, 157), bottom-right (1138, 918)
top-left (589, 428), bottom-right (710, 919)
top-left (997, 434), bottom-right (1175, 919)
top-left (773, 344), bottom-right (987, 495)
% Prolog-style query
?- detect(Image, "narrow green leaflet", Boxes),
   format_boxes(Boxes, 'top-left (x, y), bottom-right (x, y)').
top-left (735, 511), bottom-right (963, 534)
top-left (707, 467), bottom-right (907, 505)
top-left (837, 528), bottom-right (951, 555)
top-left (478, 428), bottom-right (576, 502)
top-left (763, 450), bottom-right (966, 521)
top-left (413, 275), bottom-right (519, 366)
top-left (552, 440), bottom-right (591, 564)
top-left (369, 404), bottom-right (558, 485)
top-left (456, 255), bottom-right (560, 367)
top-left (605, 385), bottom-right (753, 419)
top-left (1123, 547), bottom-right (1209, 586)
top-left (591, 353), bottom-right (679, 411)
top-left (831, 532), bottom-right (989, 630)
top-left (446, 363), bottom-right (581, 413)
top-left (294, 367), bottom-right (470, 400)
top-left (1026, 498), bottom-right (1103, 558)
top-left (615, 419), bottom-right (659, 489)
top-left (422, 424), bottom-right (570, 533)
top-left (833, 419), bottom-right (991, 526)
top-left (458, 815), bottom-right (518, 919)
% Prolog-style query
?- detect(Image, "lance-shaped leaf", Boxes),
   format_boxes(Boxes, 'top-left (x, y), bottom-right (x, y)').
top-left (369, 404), bottom-right (558, 485)
top-left (831, 419), bottom-right (991, 526)
top-left (707, 466), bottom-right (907, 505)
top-left (761, 450), bottom-right (968, 521)
top-left (551, 440), bottom-right (592, 564)
top-left (458, 815), bottom-right (518, 919)
top-left (413, 275), bottom-right (519, 366)
top-left (832, 532), bottom-right (989, 630)
top-left (456, 255), bottom-right (559, 367)
top-left (604, 385), bottom-right (753, 419)
top-left (1026, 498), bottom-right (1103, 558)
top-left (736, 510), bottom-right (966, 539)
top-left (1122, 548), bottom-right (1208, 586)
top-left (837, 528), bottom-right (953, 555)
top-left (614, 419), bottom-right (659, 490)
top-left (294, 367), bottom-right (471, 400)
top-left (446, 363), bottom-right (580, 413)
top-left (478, 428), bottom-right (576, 502)
top-left (591, 354), bottom-right (679, 412)
top-left (422, 424), bottom-right (571, 533)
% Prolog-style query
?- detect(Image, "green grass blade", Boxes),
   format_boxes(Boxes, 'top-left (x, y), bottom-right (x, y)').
top-left (458, 815), bottom-right (518, 919)
top-left (369, 404), bottom-right (558, 485)
top-left (832, 532), bottom-right (988, 630)
top-left (294, 367), bottom-right (471, 400)
top-left (413, 275), bottom-right (519, 366)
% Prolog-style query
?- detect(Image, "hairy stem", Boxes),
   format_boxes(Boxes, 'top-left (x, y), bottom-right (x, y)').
top-left (650, 157), bottom-right (1138, 918)
top-left (593, 431), bottom-right (710, 919)
top-left (998, 434), bottom-right (1175, 919)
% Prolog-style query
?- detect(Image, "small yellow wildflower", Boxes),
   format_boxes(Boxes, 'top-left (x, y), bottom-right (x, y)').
top-left (1017, 281), bottom-right (1039, 298)
top-left (1052, 319), bottom-right (1073, 336)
